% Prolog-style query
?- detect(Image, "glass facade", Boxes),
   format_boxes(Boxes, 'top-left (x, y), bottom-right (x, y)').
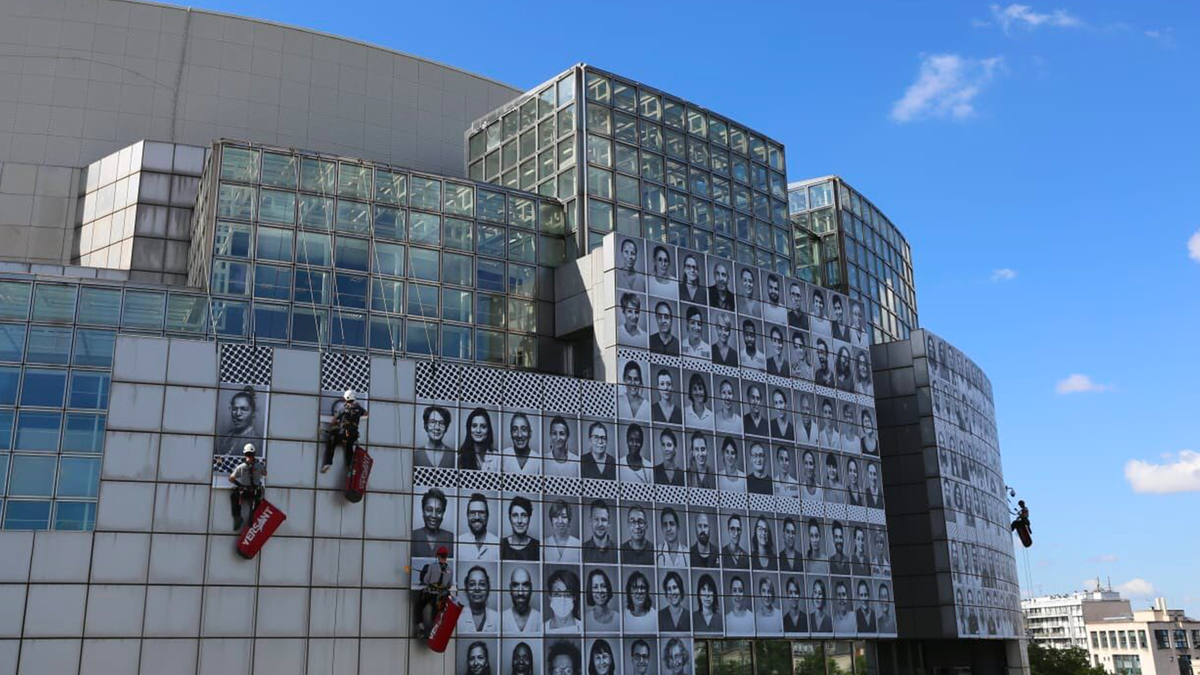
top-left (201, 143), bottom-right (570, 370)
top-left (0, 277), bottom-right (210, 529)
top-left (787, 178), bottom-right (916, 344)
top-left (469, 67), bottom-right (792, 275)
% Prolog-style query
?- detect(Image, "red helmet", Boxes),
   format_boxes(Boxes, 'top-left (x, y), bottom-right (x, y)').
top-left (436, 546), bottom-right (449, 559)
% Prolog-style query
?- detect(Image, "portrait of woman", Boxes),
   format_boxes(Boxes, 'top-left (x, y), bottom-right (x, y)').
top-left (653, 428), bottom-right (686, 487)
top-left (501, 496), bottom-right (540, 561)
top-left (782, 576), bottom-right (807, 633)
top-left (854, 349), bottom-right (874, 396)
top-left (545, 500), bottom-right (581, 563)
top-left (647, 245), bottom-right (678, 298)
top-left (618, 361), bottom-right (650, 422)
top-left (460, 407), bottom-right (501, 471)
top-left (773, 446), bottom-right (800, 499)
top-left (817, 397), bottom-right (840, 450)
top-left (585, 568), bottom-right (620, 632)
top-left (545, 568), bottom-right (583, 634)
top-left (544, 415), bottom-right (579, 477)
top-left (680, 306), bottom-right (710, 359)
top-left (588, 639), bottom-right (618, 675)
top-left (620, 423), bottom-right (653, 484)
top-left (651, 369), bottom-right (681, 424)
top-left (464, 641), bottom-right (493, 675)
top-left (754, 576), bottom-right (782, 634)
top-left (714, 378), bottom-right (741, 434)
top-left (716, 437), bottom-right (746, 492)
top-left (835, 346), bottom-right (854, 392)
top-left (679, 253), bottom-right (705, 304)
top-left (692, 573), bottom-right (723, 634)
top-left (507, 641), bottom-right (535, 675)
top-left (416, 405), bottom-right (455, 468)
top-left (547, 641), bottom-right (581, 675)
top-left (790, 330), bottom-right (814, 381)
top-left (710, 311), bottom-right (738, 367)
top-left (723, 574), bottom-right (755, 635)
top-left (683, 373), bottom-right (713, 429)
top-left (800, 449), bottom-right (823, 502)
top-left (840, 402), bottom-right (860, 454)
top-left (809, 579), bottom-right (833, 633)
top-left (617, 238), bottom-right (645, 292)
top-left (661, 638), bottom-right (690, 675)
top-left (769, 388), bottom-right (794, 441)
top-left (687, 432), bottom-right (716, 490)
top-left (845, 458), bottom-right (863, 507)
top-left (860, 408), bottom-right (879, 456)
top-left (623, 570), bottom-right (656, 633)
top-left (750, 515), bottom-right (777, 571)
top-left (823, 454), bottom-right (845, 505)
top-left (214, 386), bottom-right (266, 457)
top-left (657, 571), bottom-right (691, 632)
top-left (618, 293), bottom-right (647, 348)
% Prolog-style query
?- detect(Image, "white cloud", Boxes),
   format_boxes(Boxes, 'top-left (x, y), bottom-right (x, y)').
top-left (1188, 229), bottom-right (1200, 262)
top-left (1117, 578), bottom-right (1156, 597)
top-left (1055, 374), bottom-right (1112, 394)
top-left (990, 4), bottom-right (1083, 33)
top-left (1125, 450), bottom-right (1200, 494)
top-left (991, 268), bottom-right (1018, 282)
top-left (1087, 554), bottom-right (1119, 563)
top-left (891, 54), bottom-right (1004, 123)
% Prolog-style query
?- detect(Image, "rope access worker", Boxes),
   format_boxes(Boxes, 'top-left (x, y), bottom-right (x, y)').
top-left (228, 443), bottom-right (267, 531)
top-left (1010, 500), bottom-right (1031, 534)
top-left (321, 389), bottom-right (368, 473)
top-left (416, 546), bottom-right (454, 639)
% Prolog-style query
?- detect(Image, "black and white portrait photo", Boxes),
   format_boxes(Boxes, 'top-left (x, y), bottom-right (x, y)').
top-left (213, 385), bottom-right (268, 459)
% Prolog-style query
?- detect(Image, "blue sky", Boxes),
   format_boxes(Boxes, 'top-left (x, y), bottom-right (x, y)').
top-left (201, 0), bottom-right (1200, 613)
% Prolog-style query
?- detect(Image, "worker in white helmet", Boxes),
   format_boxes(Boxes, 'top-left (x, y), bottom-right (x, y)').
top-left (228, 443), bottom-right (267, 531)
top-left (321, 389), bottom-right (368, 473)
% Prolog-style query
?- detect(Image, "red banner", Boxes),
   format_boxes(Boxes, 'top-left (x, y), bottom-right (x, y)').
top-left (236, 500), bottom-right (287, 559)
top-left (426, 597), bottom-right (462, 653)
top-left (343, 446), bottom-right (373, 503)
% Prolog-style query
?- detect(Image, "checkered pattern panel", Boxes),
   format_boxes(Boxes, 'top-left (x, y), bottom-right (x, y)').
top-left (415, 362), bottom-right (462, 401)
top-left (833, 389), bottom-right (856, 404)
top-left (461, 365), bottom-right (504, 406)
top-left (414, 466), bottom-right (459, 489)
top-left (742, 368), bottom-right (767, 384)
top-left (855, 394), bottom-right (875, 408)
top-left (213, 454), bottom-right (242, 475)
top-left (689, 488), bottom-right (719, 508)
top-left (776, 496), bottom-right (803, 516)
top-left (544, 476), bottom-right (582, 498)
top-left (504, 473), bottom-right (542, 495)
top-left (460, 470), bottom-right (503, 493)
top-left (620, 481), bottom-right (656, 503)
top-left (711, 363), bottom-right (742, 380)
top-left (583, 478), bottom-right (619, 500)
top-left (767, 374), bottom-right (791, 390)
top-left (504, 371), bottom-right (543, 409)
top-left (580, 381), bottom-right (616, 418)
top-left (679, 356), bottom-right (712, 373)
top-left (219, 344), bottom-right (272, 385)
top-left (321, 352), bottom-right (370, 395)
top-left (793, 380), bottom-right (816, 394)
top-left (801, 498), bottom-right (823, 517)
top-left (617, 347), bottom-right (649, 362)
top-left (867, 508), bottom-right (886, 526)
top-left (824, 501), bottom-right (848, 522)
top-left (749, 493), bottom-right (775, 512)
top-left (846, 504), bottom-right (867, 524)
top-left (719, 491), bottom-right (749, 510)
top-left (649, 352), bottom-right (682, 369)
top-left (541, 376), bottom-right (580, 414)
top-left (655, 484), bottom-right (688, 505)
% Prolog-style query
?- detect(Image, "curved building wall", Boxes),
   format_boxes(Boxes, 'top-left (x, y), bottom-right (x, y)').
top-left (0, 0), bottom-right (522, 263)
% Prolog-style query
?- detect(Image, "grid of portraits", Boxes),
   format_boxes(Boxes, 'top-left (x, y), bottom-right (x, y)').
top-left (924, 332), bottom-right (1021, 640)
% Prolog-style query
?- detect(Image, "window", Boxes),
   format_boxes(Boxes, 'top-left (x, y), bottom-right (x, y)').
top-left (296, 232), bottom-right (331, 266)
top-left (122, 291), bottom-right (166, 329)
top-left (369, 316), bottom-right (402, 352)
top-left (476, 329), bottom-right (505, 364)
top-left (0, 366), bottom-right (16, 405)
top-left (375, 170), bottom-right (406, 205)
top-left (217, 184), bottom-right (255, 220)
top-left (408, 248), bottom-right (439, 282)
top-left (374, 242), bottom-right (406, 278)
top-left (3, 500), bottom-right (52, 530)
top-left (334, 237), bottom-right (369, 271)
top-left (253, 265), bottom-right (291, 300)
top-left (0, 281), bottom-right (32, 320)
top-left (56, 456), bottom-right (101, 497)
top-left (253, 304), bottom-right (289, 341)
top-left (1154, 630), bottom-right (1168, 649)
top-left (410, 176), bottom-right (441, 212)
top-left (410, 212), bottom-right (441, 246)
top-left (26, 326), bottom-right (71, 365)
top-left (330, 310), bottom-right (365, 348)
top-left (291, 308), bottom-right (328, 344)
top-left (214, 221), bottom-right (252, 258)
top-left (338, 163), bottom-right (371, 199)
top-left (256, 227), bottom-right (293, 262)
top-left (1112, 654), bottom-right (1141, 675)
top-left (336, 200), bottom-right (371, 234)
top-left (334, 274), bottom-right (368, 309)
top-left (210, 300), bottom-right (248, 337)
top-left (1138, 631), bottom-right (1147, 649)
top-left (72, 329), bottom-right (114, 368)
top-left (76, 287), bottom-right (120, 326)
top-left (258, 189), bottom-right (296, 225)
top-left (21, 369), bottom-right (66, 407)
top-left (260, 152), bottom-right (297, 188)
top-left (374, 206), bottom-right (405, 241)
top-left (220, 146), bottom-right (259, 183)
top-left (1091, 632), bottom-right (1099, 649)
top-left (16, 411), bottom-right (61, 451)
top-left (68, 372), bottom-right (109, 409)
top-left (1101, 632), bottom-right (1109, 648)
top-left (1173, 630), bottom-right (1187, 649)
top-left (294, 269), bottom-right (330, 304)
top-left (32, 285), bottom-right (77, 323)
top-left (442, 289), bottom-right (472, 323)
top-left (298, 195), bottom-right (333, 230)
top-left (300, 157), bottom-right (335, 193)
top-left (61, 413), bottom-right (104, 453)
top-left (54, 502), bottom-right (96, 531)
top-left (211, 261), bottom-right (250, 295)
top-left (405, 320), bottom-right (437, 355)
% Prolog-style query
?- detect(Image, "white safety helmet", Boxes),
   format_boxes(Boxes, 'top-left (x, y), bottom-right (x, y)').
top-left (242, 443), bottom-right (257, 456)
top-left (343, 389), bottom-right (356, 402)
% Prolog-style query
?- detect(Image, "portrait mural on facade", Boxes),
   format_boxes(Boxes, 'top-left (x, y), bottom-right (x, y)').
top-left (411, 235), bottom-right (895, 675)
top-left (923, 330), bottom-right (1022, 639)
